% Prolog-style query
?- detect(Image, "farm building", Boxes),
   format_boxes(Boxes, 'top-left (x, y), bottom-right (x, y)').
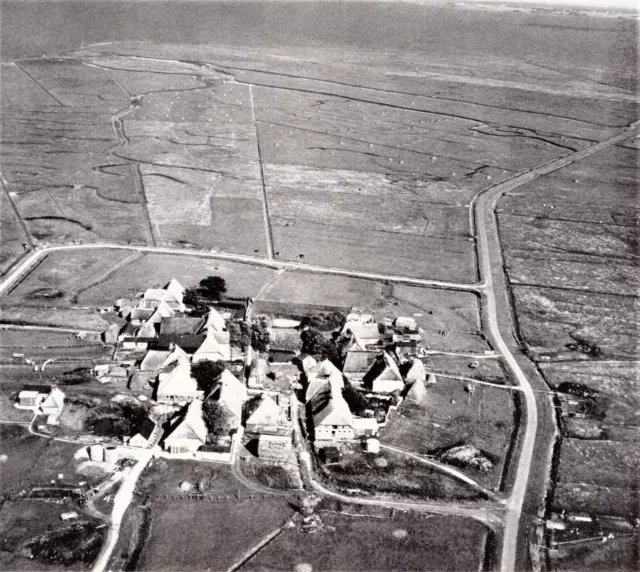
top-left (405, 377), bottom-right (427, 404)
top-left (258, 434), bottom-right (292, 460)
top-left (192, 330), bottom-right (231, 362)
top-left (352, 416), bottom-right (379, 437)
top-left (156, 333), bottom-right (205, 353)
top-left (342, 349), bottom-right (377, 382)
top-left (142, 278), bottom-right (185, 311)
top-left (306, 359), bottom-right (343, 387)
top-left (163, 399), bottom-right (207, 455)
top-left (155, 357), bottom-right (200, 404)
top-left (17, 390), bottom-right (41, 408)
top-left (363, 352), bottom-right (404, 394)
top-left (159, 317), bottom-right (204, 336)
top-left (244, 393), bottom-right (289, 435)
top-left (341, 321), bottom-right (381, 349)
top-left (129, 418), bottom-right (162, 448)
top-left (208, 369), bottom-right (247, 424)
top-left (404, 358), bottom-right (426, 385)
top-left (102, 323), bottom-right (120, 344)
top-left (129, 307), bottom-right (155, 322)
top-left (140, 349), bottom-right (171, 372)
top-left (41, 387), bottom-right (65, 424)
top-left (311, 386), bottom-right (354, 443)
top-left (345, 312), bottom-right (373, 324)
top-left (202, 307), bottom-right (226, 333)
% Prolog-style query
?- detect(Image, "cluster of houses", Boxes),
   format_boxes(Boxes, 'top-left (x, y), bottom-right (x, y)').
top-left (109, 279), bottom-right (232, 362)
top-left (98, 279), bottom-right (292, 462)
top-left (303, 313), bottom-right (434, 451)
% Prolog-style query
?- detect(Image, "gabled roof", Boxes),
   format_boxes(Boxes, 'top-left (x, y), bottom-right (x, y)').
top-left (42, 387), bottom-right (65, 409)
top-left (192, 331), bottom-right (231, 362)
top-left (405, 358), bottom-right (426, 385)
top-left (201, 308), bottom-right (226, 333)
top-left (140, 350), bottom-right (171, 371)
top-left (305, 378), bottom-right (330, 403)
top-left (144, 286), bottom-right (182, 306)
top-left (245, 394), bottom-right (280, 427)
top-left (136, 320), bottom-right (158, 339)
top-left (342, 322), bottom-right (381, 347)
top-left (405, 377), bottom-right (427, 404)
top-left (157, 358), bottom-right (198, 397)
top-left (165, 400), bottom-right (207, 443)
top-left (343, 350), bottom-right (376, 374)
top-left (156, 333), bottom-right (205, 352)
top-left (135, 417), bottom-right (158, 440)
top-left (210, 370), bottom-right (246, 420)
top-left (160, 317), bottom-right (204, 336)
top-left (313, 391), bottom-right (353, 428)
top-left (363, 352), bottom-right (403, 388)
top-left (159, 345), bottom-right (190, 370)
top-left (147, 301), bottom-right (175, 324)
top-left (129, 307), bottom-right (154, 322)
top-left (165, 278), bottom-right (185, 300)
top-left (307, 359), bottom-right (341, 379)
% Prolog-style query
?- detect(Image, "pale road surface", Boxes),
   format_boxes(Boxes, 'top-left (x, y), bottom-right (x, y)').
top-left (90, 449), bottom-right (153, 572)
top-left (0, 243), bottom-right (483, 299)
top-left (379, 443), bottom-right (505, 503)
top-left (1, 122), bottom-right (638, 571)
top-left (473, 120), bottom-right (640, 572)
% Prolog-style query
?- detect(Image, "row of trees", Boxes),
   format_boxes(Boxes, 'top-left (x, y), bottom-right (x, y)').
top-left (228, 317), bottom-right (271, 352)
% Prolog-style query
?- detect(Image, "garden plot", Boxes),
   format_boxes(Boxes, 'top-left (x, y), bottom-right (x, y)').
top-left (379, 379), bottom-right (516, 489)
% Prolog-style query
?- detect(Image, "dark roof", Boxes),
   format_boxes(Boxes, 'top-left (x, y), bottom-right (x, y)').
top-left (343, 350), bottom-right (376, 373)
top-left (362, 355), bottom-right (386, 389)
top-left (200, 444), bottom-right (232, 453)
top-left (155, 333), bottom-right (205, 352)
top-left (160, 317), bottom-right (204, 336)
top-left (136, 418), bottom-right (157, 440)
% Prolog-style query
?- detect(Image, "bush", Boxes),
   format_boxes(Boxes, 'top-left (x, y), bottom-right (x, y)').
top-left (301, 327), bottom-right (341, 366)
top-left (85, 401), bottom-right (149, 437)
top-left (202, 399), bottom-right (235, 440)
top-left (199, 276), bottom-right (227, 301)
top-left (191, 360), bottom-right (226, 394)
top-left (300, 312), bottom-right (346, 332)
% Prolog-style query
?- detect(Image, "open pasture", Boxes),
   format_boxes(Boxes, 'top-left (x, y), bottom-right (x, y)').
top-left (552, 439), bottom-right (640, 519)
top-left (136, 498), bottom-right (292, 571)
top-left (379, 379), bottom-right (515, 489)
top-left (246, 510), bottom-right (488, 572)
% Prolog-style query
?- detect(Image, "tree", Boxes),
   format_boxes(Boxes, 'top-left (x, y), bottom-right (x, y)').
top-left (202, 399), bottom-right (232, 439)
top-left (183, 287), bottom-right (208, 317)
top-left (191, 360), bottom-right (226, 394)
top-left (342, 380), bottom-right (370, 416)
top-left (229, 320), bottom-right (261, 349)
top-left (301, 327), bottom-right (342, 366)
top-left (199, 276), bottom-right (227, 301)
top-left (251, 317), bottom-right (271, 352)
top-left (300, 312), bottom-right (346, 332)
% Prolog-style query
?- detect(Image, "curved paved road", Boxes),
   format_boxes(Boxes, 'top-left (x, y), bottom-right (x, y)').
top-left (473, 120), bottom-right (640, 572)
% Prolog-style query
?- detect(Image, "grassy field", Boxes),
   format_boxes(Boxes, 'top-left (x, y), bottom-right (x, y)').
top-left (550, 535), bottom-right (638, 572)
top-left (135, 498), bottom-right (292, 571)
top-left (0, 192), bottom-right (29, 276)
top-left (245, 510), bottom-right (488, 572)
top-left (552, 439), bottom-right (640, 518)
top-left (321, 447), bottom-right (484, 501)
top-left (79, 252), bottom-right (278, 305)
top-left (379, 379), bottom-right (515, 489)
top-left (425, 355), bottom-right (507, 383)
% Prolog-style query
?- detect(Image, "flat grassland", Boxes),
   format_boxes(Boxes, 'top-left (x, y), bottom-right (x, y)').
top-left (321, 447), bottom-right (484, 501)
top-left (245, 511), bottom-right (488, 572)
top-left (379, 379), bottom-right (515, 489)
top-left (552, 439), bottom-right (640, 519)
top-left (115, 459), bottom-right (294, 571)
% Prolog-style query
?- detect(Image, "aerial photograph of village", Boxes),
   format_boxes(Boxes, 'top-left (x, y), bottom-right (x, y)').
top-left (0, 0), bottom-right (637, 571)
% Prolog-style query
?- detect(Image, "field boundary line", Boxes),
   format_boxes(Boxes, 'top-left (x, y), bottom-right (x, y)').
top-left (225, 522), bottom-right (289, 572)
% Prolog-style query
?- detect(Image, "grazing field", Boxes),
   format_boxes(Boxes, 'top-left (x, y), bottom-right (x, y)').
top-left (425, 354), bottom-right (507, 383)
top-left (321, 447), bottom-right (483, 501)
top-left (550, 535), bottom-right (638, 572)
top-left (0, 192), bottom-right (29, 275)
top-left (552, 439), bottom-right (640, 518)
top-left (0, 424), bottom-right (50, 495)
top-left (3, 250), bottom-right (136, 307)
top-left (134, 498), bottom-right (292, 571)
top-left (539, 360), bottom-right (640, 431)
top-left (379, 379), bottom-right (515, 489)
top-left (245, 510), bottom-right (488, 572)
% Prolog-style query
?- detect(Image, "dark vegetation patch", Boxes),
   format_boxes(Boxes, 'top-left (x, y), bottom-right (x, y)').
top-left (21, 521), bottom-right (104, 566)
top-left (85, 400), bottom-right (149, 437)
